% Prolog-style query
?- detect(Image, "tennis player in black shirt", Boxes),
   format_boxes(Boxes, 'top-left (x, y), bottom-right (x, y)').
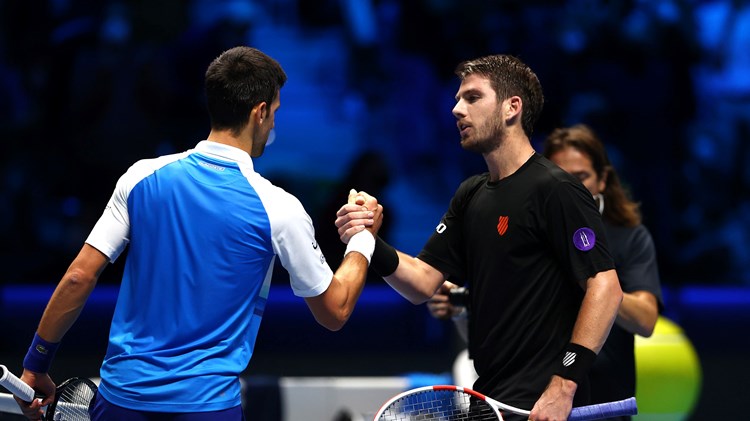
top-left (337, 55), bottom-right (623, 421)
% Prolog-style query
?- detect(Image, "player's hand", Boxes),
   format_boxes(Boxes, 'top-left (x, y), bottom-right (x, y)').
top-left (15, 370), bottom-right (55, 420)
top-left (527, 375), bottom-right (576, 421)
top-left (427, 281), bottom-right (461, 320)
top-left (356, 190), bottom-right (384, 237)
top-left (335, 189), bottom-right (383, 243)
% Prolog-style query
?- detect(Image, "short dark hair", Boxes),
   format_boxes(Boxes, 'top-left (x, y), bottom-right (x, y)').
top-left (205, 46), bottom-right (287, 135)
top-left (455, 54), bottom-right (544, 137)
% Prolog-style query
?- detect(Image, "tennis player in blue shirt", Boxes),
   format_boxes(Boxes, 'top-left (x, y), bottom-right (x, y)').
top-left (15, 46), bottom-right (381, 421)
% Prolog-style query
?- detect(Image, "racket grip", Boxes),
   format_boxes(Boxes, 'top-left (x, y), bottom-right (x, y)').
top-left (0, 365), bottom-right (35, 402)
top-left (568, 397), bottom-right (637, 421)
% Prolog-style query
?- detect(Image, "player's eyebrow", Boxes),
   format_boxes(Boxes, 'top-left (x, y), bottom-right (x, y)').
top-left (455, 88), bottom-right (483, 102)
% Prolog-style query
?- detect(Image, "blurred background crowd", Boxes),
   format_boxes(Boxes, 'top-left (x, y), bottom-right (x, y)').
top-left (1, 0), bottom-right (749, 288)
top-left (1, 1), bottom-right (749, 419)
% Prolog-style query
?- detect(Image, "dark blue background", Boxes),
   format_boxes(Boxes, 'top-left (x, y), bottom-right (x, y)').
top-left (1, 0), bottom-right (749, 288)
top-left (1, 1), bottom-right (749, 419)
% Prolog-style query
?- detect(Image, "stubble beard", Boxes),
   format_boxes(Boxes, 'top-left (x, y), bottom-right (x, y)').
top-left (460, 116), bottom-right (504, 155)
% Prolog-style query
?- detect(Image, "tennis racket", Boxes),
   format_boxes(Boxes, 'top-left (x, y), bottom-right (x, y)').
top-left (373, 385), bottom-right (637, 421)
top-left (0, 364), bottom-right (97, 420)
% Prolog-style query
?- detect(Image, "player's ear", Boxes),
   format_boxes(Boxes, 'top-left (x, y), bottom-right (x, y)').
top-left (251, 102), bottom-right (268, 125)
top-left (506, 96), bottom-right (521, 119)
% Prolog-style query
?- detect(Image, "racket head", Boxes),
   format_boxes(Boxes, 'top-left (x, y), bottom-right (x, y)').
top-left (374, 385), bottom-right (503, 421)
top-left (45, 377), bottom-right (97, 421)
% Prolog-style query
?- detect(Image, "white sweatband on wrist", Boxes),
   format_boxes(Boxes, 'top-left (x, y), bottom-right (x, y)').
top-left (344, 230), bottom-right (376, 264)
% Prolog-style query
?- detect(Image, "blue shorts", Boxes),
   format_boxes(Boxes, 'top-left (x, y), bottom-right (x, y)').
top-left (89, 392), bottom-right (245, 421)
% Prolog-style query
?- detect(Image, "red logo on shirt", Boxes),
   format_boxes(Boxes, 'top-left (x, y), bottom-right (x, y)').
top-left (497, 216), bottom-right (509, 236)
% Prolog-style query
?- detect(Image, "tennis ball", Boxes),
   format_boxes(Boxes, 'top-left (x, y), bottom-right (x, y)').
top-left (634, 316), bottom-right (702, 420)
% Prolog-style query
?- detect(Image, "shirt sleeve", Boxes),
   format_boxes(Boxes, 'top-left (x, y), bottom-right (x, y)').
top-left (544, 180), bottom-right (615, 283)
top-left (418, 176), bottom-right (485, 282)
top-left (268, 192), bottom-right (334, 298)
top-left (85, 170), bottom-right (133, 262)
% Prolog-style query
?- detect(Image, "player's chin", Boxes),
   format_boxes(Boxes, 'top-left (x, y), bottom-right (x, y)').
top-left (460, 138), bottom-right (480, 153)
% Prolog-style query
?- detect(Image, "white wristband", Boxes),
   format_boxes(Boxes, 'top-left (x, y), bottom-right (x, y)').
top-left (344, 230), bottom-right (376, 264)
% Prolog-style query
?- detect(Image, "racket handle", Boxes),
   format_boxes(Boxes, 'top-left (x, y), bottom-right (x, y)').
top-left (0, 365), bottom-right (35, 402)
top-left (568, 397), bottom-right (637, 421)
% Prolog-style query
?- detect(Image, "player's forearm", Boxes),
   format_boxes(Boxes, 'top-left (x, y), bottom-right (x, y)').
top-left (37, 268), bottom-right (99, 342)
top-left (307, 231), bottom-right (373, 331)
top-left (615, 291), bottom-right (659, 337)
top-left (570, 269), bottom-right (622, 353)
top-left (324, 252), bottom-right (369, 329)
top-left (384, 253), bottom-right (443, 305)
top-left (36, 245), bottom-right (107, 342)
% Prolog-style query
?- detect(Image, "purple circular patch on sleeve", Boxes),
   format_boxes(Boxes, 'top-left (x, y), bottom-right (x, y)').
top-left (573, 227), bottom-right (596, 251)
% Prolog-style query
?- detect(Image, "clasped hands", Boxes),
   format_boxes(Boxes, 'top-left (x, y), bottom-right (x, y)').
top-left (335, 189), bottom-right (384, 242)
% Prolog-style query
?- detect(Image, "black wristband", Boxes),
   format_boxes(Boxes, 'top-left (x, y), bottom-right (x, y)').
top-left (370, 235), bottom-right (399, 277)
top-left (554, 343), bottom-right (597, 384)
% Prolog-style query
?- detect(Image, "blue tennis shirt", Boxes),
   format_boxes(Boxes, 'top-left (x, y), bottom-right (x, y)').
top-left (85, 141), bottom-right (333, 412)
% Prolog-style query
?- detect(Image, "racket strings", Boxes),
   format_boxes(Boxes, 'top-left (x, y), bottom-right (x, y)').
top-left (378, 390), bottom-right (500, 421)
top-left (51, 379), bottom-right (97, 421)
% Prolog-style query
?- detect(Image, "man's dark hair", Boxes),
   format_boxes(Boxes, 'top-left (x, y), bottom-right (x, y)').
top-left (205, 46), bottom-right (287, 135)
top-left (455, 54), bottom-right (544, 137)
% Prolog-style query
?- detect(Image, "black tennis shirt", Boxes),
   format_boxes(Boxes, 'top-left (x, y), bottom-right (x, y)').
top-left (418, 153), bottom-right (615, 409)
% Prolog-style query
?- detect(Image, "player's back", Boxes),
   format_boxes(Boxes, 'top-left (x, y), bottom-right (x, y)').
top-left (99, 146), bottom-right (276, 412)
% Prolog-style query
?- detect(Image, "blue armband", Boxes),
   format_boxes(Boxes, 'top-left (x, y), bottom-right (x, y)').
top-left (23, 333), bottom-right (60, 373)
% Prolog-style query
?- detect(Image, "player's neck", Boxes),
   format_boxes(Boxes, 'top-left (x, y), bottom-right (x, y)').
top-left (484, 137), bottom-right (535, 182)
top-left (206, 129), bottom-right (252, 156)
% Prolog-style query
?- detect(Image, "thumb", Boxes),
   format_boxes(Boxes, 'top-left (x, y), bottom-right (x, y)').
top-left (348, 189), bottom-right (366, 206)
